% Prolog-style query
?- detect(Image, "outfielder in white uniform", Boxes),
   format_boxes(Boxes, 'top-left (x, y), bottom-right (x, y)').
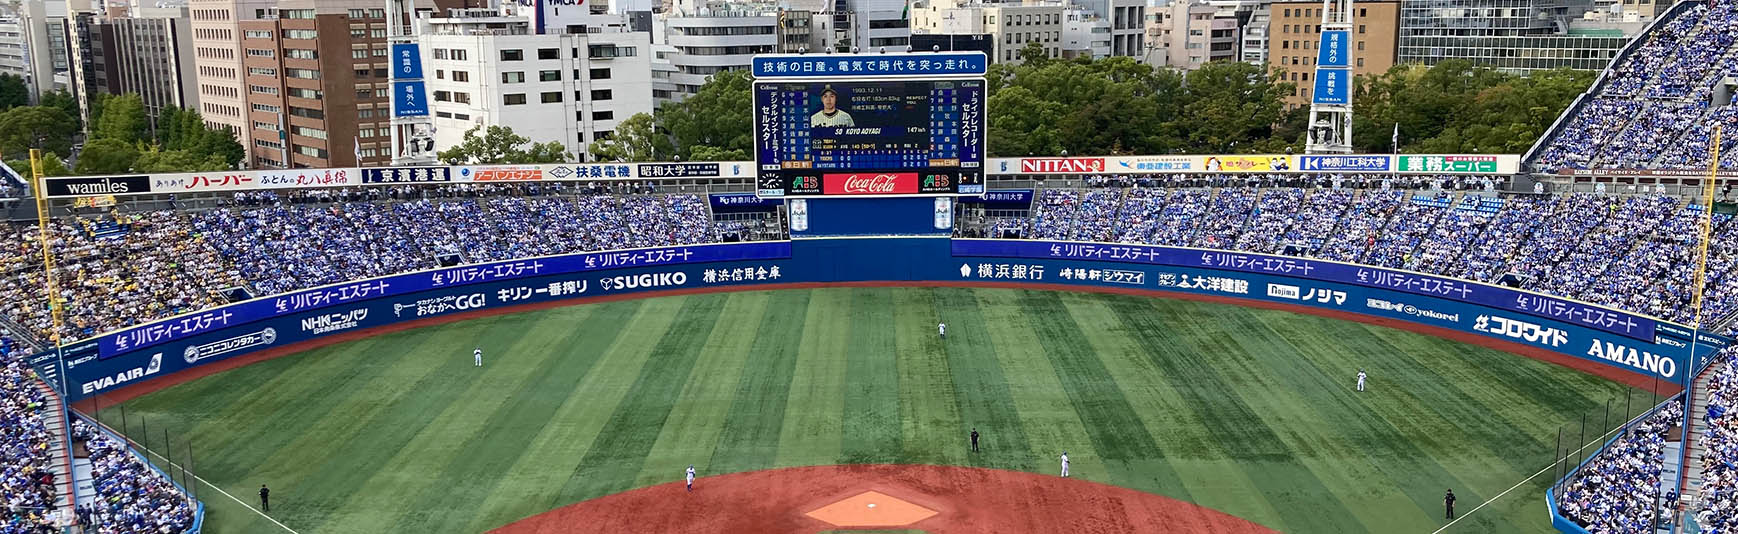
top-left (474, 348), bottom-right (483, 367)
top-left (1356, 370), bottom-right (1367, 392)
top-left (686, 465), bottom-right (696, 492)
top-left (939, 322), bottom-right (947, 339)
top-left (1060, 452), bottom-right (1070, 477)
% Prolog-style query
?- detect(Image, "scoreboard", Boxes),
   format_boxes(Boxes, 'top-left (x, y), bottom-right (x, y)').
top-left (752, 53), bottom-right (988, 198)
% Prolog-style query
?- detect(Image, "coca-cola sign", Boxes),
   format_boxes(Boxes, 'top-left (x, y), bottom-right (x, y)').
top-left (823, 173), bottom-right (919, 195)
top-left (1019, 158), bottom-right (1105, 174)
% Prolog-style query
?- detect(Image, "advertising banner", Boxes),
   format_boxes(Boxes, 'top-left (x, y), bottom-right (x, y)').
top-left (1110, 156), bottom-right (1195, 173)
top-left (56, 237), bottom-right (1715, 400)
top-left (637, 163), bottom-right (721, 178)
top-left (44, 175), bottom-right (150, 197)
top-left (1397, 155), bottom-right (1501, 174)
top-left (362, 166), bottom-right (453, 183)
top-left (150, 168), bottom-right (362, 193)
top-left (709, 193), bottom-right (783, 212)
top-left (1018, 158), bottom-right (1107, 174)
top-left (390, 43), bottom-right (424, 80)
top-left (951, 239), bottom-right (1663, 342)
top-left (1299, 155), bottom-right (1391, 172)
top-left (458, 165), bottom-right (542, 181)
top-left (1317, 30), bottom-right (1351, 67)
top-left (752, 52), bottom-right (989, 78)
top-left (822, 173), bottom-right (921, 195)
top-left (1201, 155), bottom-right (1293, 172)
top-left (541, 163), bottom-right (634, 180)
top-left (958, 189), bottom-right (1034, 207)
top-left (392, 81), bottom-right (429, 117)
top-left (92, 242), bottom-right (794, 359)
top-left (1312, 68), bottom-right (1351, 105)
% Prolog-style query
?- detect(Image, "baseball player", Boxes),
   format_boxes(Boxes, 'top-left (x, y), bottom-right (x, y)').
top-left (686, 465), bottom-right (696, 492)
top-left (938, 322), bottom-right (947, 339)
top-left (474, 347), bottom-right (483, 367)
top-left (1356, 369), bottom-right (1367, 392)
top-left (1060, 451), bottom-right (1070, 477)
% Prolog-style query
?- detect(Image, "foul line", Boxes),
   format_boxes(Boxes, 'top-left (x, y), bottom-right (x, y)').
top-left (125, 441), bottom-right (301, 534)
top-left (1429, 409), bottom-right (1652, 533)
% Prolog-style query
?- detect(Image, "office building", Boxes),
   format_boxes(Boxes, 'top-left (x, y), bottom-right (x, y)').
top-left (417, 6), bottom-right (654, 160)
top-left (1267, 0), bottom-right (1397, 107)
top-left (654, 3), bottom-right (778, 100)
top-left (103, 8), bottom-right (201, 123)
top-left (910, 0), bottom-right (1066, 64)
top-left (1398, 0), bottom-right (1633, 72)
top-left (1152, 0), bottom-right (1235, 68)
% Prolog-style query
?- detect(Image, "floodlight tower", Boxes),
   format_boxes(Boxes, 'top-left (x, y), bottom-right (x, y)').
top-left (1304, 0), bottom-right (1354, 154)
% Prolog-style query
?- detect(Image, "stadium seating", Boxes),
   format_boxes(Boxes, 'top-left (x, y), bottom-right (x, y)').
top-left (1556, 399), bottom-right (1683, 533)
top-left (69, 420), bottom-right (194, 534)
top-left (0, 346), bottom-right (56, 534)
top-left (1530, 0), bottom-right (1738, 172)
top-left (1700, 351), bottom-right (1738, 534)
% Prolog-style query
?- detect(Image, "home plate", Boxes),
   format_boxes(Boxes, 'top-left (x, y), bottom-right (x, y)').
top-left (805, 491), bottom-right (936, 527)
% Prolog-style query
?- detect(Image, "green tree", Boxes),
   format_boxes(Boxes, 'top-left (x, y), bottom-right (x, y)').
top-left (38, 90), bottom-right (81, 130)
top-left (1176, 61), bottom-right (1293, 153)
top-left (1018, 41), bottom-right (1050, 67)
top-left (192, 125), bottom-right (245, 169)
top-left (94, 93), bottom-right (149, 143)
top-left (984, 56), bottom-right (1187, 156)
top-left (1347, 60), bottom-right (1585, 154)
top-left (72, 138), bottom-right (139, 174)
top-left (658, 69), bottom-right (753, 161)
top-left (132, 145), bottom-right (230, 172)
top-left (6, 153), bottom-right (74, 178)
top-left (0, 74), bottom-right (29, 110)
top-left (0, 106), bottom-right (76, 159)
top-left (437, 124), bottom-right (566, 164)
top-left (588, 112), bottom-right (671, 162)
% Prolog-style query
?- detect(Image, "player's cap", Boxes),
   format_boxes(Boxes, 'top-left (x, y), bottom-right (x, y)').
top-left (820, 85), bottom-right (838, 96)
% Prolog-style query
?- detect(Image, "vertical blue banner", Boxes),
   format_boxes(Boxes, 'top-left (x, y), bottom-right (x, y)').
top-left (1313, 68), bottom-right (1350, 105)
top-left (393, 81), bottom-right (429, 117)
top-left (391, 43), bottom-right (424, 80)
top-left (1317, 30), bottom-right (1350, 67)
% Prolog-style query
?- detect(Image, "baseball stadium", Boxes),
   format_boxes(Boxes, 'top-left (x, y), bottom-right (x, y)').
top-left (5, 0), bottom-right (1738, 533)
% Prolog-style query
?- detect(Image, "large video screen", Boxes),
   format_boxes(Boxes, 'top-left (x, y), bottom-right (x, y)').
top-left (753, 79), bottom-right (986, 197)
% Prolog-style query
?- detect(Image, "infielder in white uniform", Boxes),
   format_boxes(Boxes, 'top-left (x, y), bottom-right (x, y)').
top-left (939, 322), bottom-right (947, 339)
top-left (686, 465), bottom-right (696, 492)
top-left (474, 348), bottom-right (483, 367)
top-left (1060, 452), bottom-right (1070, 477)
top-left (1356, 369), bottom-right (1367, 392)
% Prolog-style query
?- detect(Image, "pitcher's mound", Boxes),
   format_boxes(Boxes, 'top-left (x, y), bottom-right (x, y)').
top-left (491, 464), bottom-right (1275, 533)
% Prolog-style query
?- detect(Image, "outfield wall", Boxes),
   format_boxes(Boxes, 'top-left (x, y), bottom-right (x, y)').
top-left (43, 237), bottom-right (1725, 402)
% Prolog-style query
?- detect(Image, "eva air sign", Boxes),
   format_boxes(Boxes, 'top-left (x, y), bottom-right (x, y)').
top-left (1398, 155), bottom-right (1499, 174)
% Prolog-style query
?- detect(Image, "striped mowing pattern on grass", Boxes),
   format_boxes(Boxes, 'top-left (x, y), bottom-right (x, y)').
top-left (96, 288), bottom-right (1641, 534)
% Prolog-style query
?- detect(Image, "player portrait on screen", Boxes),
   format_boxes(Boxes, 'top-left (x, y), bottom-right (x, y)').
top-left (809, 85), bottom-right (855, 127)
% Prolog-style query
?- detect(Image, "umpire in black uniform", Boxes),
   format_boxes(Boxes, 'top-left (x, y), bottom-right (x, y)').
top-left (970, 428), bottom-right (980, 452)
top-left (1444, 489), bottom-right (1455, 520)
top-left (260, 484), bottom-right (271, 512)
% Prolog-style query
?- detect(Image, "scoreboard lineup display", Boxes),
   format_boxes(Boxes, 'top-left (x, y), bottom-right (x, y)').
top-left (752, 52), bottom-right (988, 198)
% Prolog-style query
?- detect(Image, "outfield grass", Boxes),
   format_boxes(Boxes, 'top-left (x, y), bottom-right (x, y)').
top-left (95, 287), bottom-right (1646, 533)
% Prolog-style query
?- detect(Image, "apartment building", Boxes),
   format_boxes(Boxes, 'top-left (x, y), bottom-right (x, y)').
top-left (417, 6), bottom-right (654, 159)
top-left (910, 0), bottom-right (1065, 64)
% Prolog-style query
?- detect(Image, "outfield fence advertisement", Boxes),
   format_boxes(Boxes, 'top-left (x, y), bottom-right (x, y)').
top-left (49, 238), bottom-right (1721, 401)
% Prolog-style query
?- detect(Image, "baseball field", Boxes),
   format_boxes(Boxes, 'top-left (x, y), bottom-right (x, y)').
top-left (91, 287), bottom-right (1646, 533)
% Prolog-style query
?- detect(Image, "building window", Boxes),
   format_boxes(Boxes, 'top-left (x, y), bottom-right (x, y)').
top-left (504, 93), bottom-right (526, 105)
top-left (453, 114), bottom-right (469, 121)
top-left (452, 70), bottom-right (469, 82)
top-left (502, 71), bottom-right (525, 83)
top-left (288, 87), bottom-right (321, 99)
top-left (538, 47), bottom-right (559, 59)
top-left (591, 89), bottom-right (612, 100)
top-left (284, 8), bottom-right (315, 18)
top-left (370, 29), bottom-right (385, 38)
top-left (289, 106), bottom-right (324, 119)
top-left (592, 110), bottom-right (614, 121)
top-left (434, 90), bottom-right (451, 102)
top-left (452, 49), bottom-right (467, 60)
top-left (290, 125), bottom-right (327, 139)
top-left (501, 49), bottom-right (523, 61)
top-left (454, 92), bottom-right (471, 104)
top-left (590, 68), bottom-right (611, 80)
top-left (287, 68), bottom-right (320, 79)
top-left (1359, 24), bottom-right (1366, 34)
top-left (436, 69), bottom-right (444, 79)
top-left (1358, 40), bottom-right (1365, 50)
top-left (541, 91), bottom-right (562, 103)
top-left (374, 88), bottom-right (389, 98)
top-left (282, 29), bottom-right (317, 39)
top-left (1357, 57), bottom-right (1365, 67)
top-left (539, 70), bottom-right (560, 82)
top-left (352, 49), bottom-right (369, 59)
top-left (251, 103), bottom-right (281, 113)
top-left (293, 145), bottom-right (328, 158)
top-left (249, 84), bottom-right (278, 95)
top-left (246, 48), bottom-right (274, 57)
top-left (248, 67), bottom-right (277, 77)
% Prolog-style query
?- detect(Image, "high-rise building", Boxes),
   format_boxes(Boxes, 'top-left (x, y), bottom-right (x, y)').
top-left (1153, 0), bottom-right (1236, 68)
top-left (18, 0), bottom-right (78, 100)
top-left (1061, 6), bottom-right (1111, 59)
top-left (1267, 0), bottom-right (1397, 107)
top-left (909, 0), bottom-right (1066, 64)
top-left (0, 19), bottom-right (33, 86)
top-left (190, 0), bottom-right (275, 150)
top-left (1398, 0), bottom-right (1634, 72)
top-left (102, 8), bottom-right (201, 123)
top-left (655, 3), bottom-right (778, 100)
top-left (417, 6), bottom-right (654, 160)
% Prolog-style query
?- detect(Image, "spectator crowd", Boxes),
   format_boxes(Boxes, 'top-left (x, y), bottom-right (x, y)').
top-left (70, 420), bottom-right (194, 534)
top-left (0, 341), bottom-right (57, 534)
top-left (1700, 349), bottom-right (1738, 533)
top-left (1555, 400), bottom-right (1683, 533)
